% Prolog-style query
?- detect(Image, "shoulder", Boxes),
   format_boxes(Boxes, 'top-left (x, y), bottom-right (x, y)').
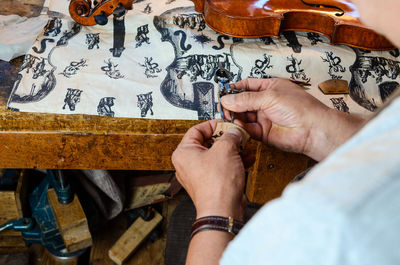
top-left (221, 96), bottom-right (400, 265)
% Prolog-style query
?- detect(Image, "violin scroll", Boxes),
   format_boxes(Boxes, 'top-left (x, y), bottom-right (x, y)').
top-left (70, 0), bottom-right (91, 18)
top-left (69, 0), bottom-right (135, 26)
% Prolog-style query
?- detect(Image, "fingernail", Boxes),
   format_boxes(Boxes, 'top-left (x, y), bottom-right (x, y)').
top-left (222, 95), bottom-right (235, 105)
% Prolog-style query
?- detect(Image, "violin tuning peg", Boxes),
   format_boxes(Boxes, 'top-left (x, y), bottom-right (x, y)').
top-left (113, 3), bottom-right (127, 18)
top-left (94, 11), bottom-right (108, 25)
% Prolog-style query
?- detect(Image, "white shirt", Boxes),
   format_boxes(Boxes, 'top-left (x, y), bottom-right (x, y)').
top-left (221, 95), bottom-right (400, 265)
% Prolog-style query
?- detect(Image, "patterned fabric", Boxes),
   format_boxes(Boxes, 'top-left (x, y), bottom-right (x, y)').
top-left (7, 0), bottom-right (400, 119)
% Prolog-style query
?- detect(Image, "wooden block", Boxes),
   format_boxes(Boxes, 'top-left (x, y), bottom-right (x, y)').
top-left (0, 191), bottom-right (20, 225)
top-left (246, 143), bottom-right (312, 204)
top-left (212, 121), bottom-right (250, 150)
top-left (126, 183), bottom-right (170, 210)
top-left (0, 170), bottom-right (27, 249)
top-left (90, 215), bottom-right (128, 265)
top-left (318, 79), bottom-right (349, 94)
top-left (15, 171), bottom-right (29, 219)
top-left (108, 210), bottom-right (163, 265)
top-left (125, 172), bottom-right (182, 210)
top-left (47, 189), bottom-right (92, 253)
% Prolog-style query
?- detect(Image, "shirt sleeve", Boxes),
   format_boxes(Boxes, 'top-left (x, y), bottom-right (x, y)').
top-left (221, 96), bottom-right (400, 265)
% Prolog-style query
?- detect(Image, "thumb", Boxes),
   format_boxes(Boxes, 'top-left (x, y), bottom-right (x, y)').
top-left (212, 128), bottom-right (242, 153)
top-left (222, 91), bottom-right (267, 113)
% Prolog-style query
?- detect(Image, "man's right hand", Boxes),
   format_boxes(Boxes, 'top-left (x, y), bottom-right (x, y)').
top-left (222, 78), bottom-right (365, 161)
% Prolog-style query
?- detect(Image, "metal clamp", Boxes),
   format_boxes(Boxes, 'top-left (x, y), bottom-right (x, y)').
top-left (0, 218), bottom-right (33, 233)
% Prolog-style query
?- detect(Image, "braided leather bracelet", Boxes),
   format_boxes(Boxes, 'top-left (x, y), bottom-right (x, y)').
top-left (190, 216), bottom-right (244, 239)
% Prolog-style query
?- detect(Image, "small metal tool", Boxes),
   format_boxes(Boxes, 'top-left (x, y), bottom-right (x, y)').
top-left (214, 64), bottom-right (244, 122)
top-left (212, 64), bottom-right (250, 150)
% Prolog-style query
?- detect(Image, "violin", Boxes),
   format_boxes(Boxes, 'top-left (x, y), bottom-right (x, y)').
top-left (69, 0), bottom-right (135, 26)
top-left (191, 0), bottom-right (394, 50)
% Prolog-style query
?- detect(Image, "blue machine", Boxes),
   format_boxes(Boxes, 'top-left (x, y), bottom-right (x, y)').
top-left (0, 170), bottom-right (83, 257)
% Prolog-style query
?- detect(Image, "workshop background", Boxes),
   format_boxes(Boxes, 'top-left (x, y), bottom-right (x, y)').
top-left (1, 0), bottom-right (400, 264)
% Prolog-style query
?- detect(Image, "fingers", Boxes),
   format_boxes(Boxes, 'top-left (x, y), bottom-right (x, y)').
top-left (245, 112), bottom-right (257, 123)
top-left (222, 91), bottom-right (270, 113)
top-left (219, 106), bottom-right (257, 127)
top-left (222, 78), bottom-right (279, 113)
top-left (211, 128), bottom-right (242, 153)
top-left (240, 145), bottom-right (256, 169)
top-left (230, 78), bottom-right (269, 92)
top-left (222, 117), bottom-right (270, 143)
top-left (223, 77), bottom-right (306, 114)
top-left (180, 120), bottom-right (218, 146)
top-left (231, 78), bottom-right (294, 92)
top-left (241, 123), bottom-right (263, 141)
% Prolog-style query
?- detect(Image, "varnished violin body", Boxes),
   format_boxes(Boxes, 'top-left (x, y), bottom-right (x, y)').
top-left (69, 0), bottom-right (135, 26)
top-left (192, 0), bottom-right (395, 50)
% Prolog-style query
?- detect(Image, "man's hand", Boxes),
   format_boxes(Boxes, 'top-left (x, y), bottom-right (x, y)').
top-left (172, 120), bottom-right (253, 220)
top-left (222, 78), bottom-right (365, 161)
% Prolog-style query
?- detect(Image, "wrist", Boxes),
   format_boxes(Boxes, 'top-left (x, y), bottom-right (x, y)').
top-left (305, 108), bottom-right (365, 161)
top-left (196, 203), bottom-right (244, 221)
top-left (191, 216), bottom-right (244, 239)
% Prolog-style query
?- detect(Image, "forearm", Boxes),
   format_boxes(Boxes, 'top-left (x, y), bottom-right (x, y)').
top-left (186, 231), bottom-right (233, 265)
top-left (305, 108), bottom-right (365, 161)
top-left (185, 195), bottom-right (245, 265)
top-left (172, 121), bottom-right (248, 265)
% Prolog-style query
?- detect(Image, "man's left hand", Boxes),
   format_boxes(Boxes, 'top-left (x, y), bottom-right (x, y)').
top-left (172, 120), bottom-right (254, 220)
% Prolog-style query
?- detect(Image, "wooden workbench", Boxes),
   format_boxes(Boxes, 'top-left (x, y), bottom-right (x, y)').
top-left (0, 0), bottom-right (310, 205)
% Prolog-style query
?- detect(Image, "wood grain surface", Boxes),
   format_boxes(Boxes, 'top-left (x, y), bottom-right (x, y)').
top-left (0, 171), bottom-right (26, 249)
top-left (48, 189), bottom-right (92, 252)
top-left (246, 143), bottom-right (312, 205)
top-left (0, 0), bottom-right (45, 17)
top-left (89, 192), bottom-right (184, 265)
top-left (108, 210), bottom-right (163, 265)
top-left (0, 0), bottom-right (311, 205)
top-left (0, 58), bottom-right (199, 170)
